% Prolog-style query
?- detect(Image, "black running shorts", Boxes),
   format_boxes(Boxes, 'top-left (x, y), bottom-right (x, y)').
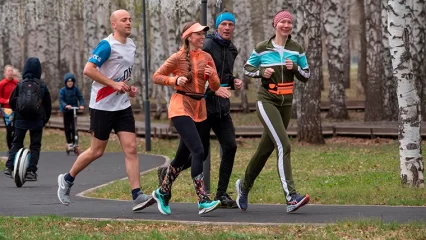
top-left (89, 106), bottom-right (135, 141)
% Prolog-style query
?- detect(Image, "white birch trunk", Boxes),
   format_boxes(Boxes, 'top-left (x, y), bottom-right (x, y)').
top-left (160, 14), bottom-right (172, 113)
top-left (388, 0), bottom-right (424, 188)
top-left (42, 0), bottom-right (60, 101)
top-left (323, 0), bottom-right (348, 119)
top-left (292, 0), bottom-right (306, 119)
top-left (123, 0), bottom-right (145, 110)
top-left (149, 1), bottom-right (165, 119)
top-left (381, 0), bottom-right (398, 121)
top-left (83, 0), bottom-right (98, 101)
top-left (6, 2), bottom-right (22, 68)
top-left (233, 0), bottom-right (253, 112)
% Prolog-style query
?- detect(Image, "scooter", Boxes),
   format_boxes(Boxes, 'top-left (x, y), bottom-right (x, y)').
top-left (66, 107), bottom-right (81, 156)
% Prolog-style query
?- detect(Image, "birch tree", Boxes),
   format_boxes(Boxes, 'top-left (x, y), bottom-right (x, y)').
top-left (148, 1), bottom-right (165, 119)
top-left (292, 0), bottom-right (307, 119)
top-left (388, 0), bottom-right (424, 188)
top-left (341, 1), bottom-right (350, 89)
top-left (381, 0), bottom-right (398, 121)
top-left (323, 0), bottom-right (348, 119)
top-left (410, 0), bottom-right (426, 121)
top-left (42, 0), bottom-right (61, 101)
top-left (364, 0), bottom-right (383, 121)
top-left (234, 0), bottom-right (253, 113)
top-left (297, 0), bottom-right (324, 144)
top-left (357, 0), bottom-right (367, 96)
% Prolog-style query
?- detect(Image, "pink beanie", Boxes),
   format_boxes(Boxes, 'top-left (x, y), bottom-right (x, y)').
top-left (273, 10), bottom-right (293, 28)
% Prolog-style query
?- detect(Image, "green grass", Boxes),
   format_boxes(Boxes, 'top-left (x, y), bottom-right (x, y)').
top-left (0, 216), bottom-right (424, 240)
top-left (87, 136), bottom-right (426, 206)
top-left (1, 128), bottom-right (424, 206)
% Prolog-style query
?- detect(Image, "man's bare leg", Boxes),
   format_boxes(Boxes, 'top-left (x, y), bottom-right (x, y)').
top-left (117, 131), bottom-right (154, 211)
top-left (117, 131), bottom-right (140, 189)
top-left (69, 133), bottom-right (108, 177)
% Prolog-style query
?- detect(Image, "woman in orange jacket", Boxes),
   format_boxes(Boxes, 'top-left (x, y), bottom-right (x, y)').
top-left (152, 21), bottom-right (221, 215)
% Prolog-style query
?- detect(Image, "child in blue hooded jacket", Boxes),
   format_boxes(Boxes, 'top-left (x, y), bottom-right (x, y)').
top-left (59, 72), bottom-right (85, 151)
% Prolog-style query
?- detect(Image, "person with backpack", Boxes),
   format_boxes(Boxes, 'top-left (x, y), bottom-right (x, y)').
top-left (59, 72), bottom-right (85, 151)
top-left (3, 57), bottom-right (52, 181)
top-left (0, 65), bottom-right (19, 151)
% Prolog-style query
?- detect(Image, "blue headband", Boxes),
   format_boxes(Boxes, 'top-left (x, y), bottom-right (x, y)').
top-left (215, 12), bottom-right (236, 29)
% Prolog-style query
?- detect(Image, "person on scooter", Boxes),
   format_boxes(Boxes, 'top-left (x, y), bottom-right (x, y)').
top-left (59, 72), bottom-right (85, 152)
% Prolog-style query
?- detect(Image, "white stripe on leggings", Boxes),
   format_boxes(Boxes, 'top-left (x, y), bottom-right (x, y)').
top-left (257, 101), bottom-right (291, 201)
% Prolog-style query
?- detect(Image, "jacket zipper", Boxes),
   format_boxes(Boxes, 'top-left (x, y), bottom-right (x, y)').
top-left (266, 46), bottom-right (286, 106)
top-left (219, 47), bottom-right (226, 118)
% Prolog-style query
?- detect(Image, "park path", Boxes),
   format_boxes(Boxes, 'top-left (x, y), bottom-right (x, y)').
top-left (1, 152), bottom-right (425, 224)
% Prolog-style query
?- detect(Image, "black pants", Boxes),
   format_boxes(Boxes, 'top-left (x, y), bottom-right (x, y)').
top-left (6, 128), bottom-right (42, 173)
top-left (171, 116), bottom-right (204, 178)
top-left (3, 116), bottom-right (14, 150)
top-left (63, 111), bottom-right (75, 144)
top-left (182, 114), bottom-right (237, 196)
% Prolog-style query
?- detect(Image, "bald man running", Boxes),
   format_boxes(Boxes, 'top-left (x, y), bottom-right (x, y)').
top-left (57, 9), bottom-right (155, 211)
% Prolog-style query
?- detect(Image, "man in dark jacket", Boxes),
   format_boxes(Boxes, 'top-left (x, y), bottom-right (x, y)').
top-left (200, 10), bottom-right (242, 208)
top-left (59, 72), bottom-right (85, 151)
top-left (157, 10), bottom-right (242, 208)
top-left (3, 57), bottom-right (52, 181)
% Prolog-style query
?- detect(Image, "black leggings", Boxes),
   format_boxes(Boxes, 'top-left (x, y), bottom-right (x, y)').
top-left (171, 116), bottom-right (204, 178)
top-left (3, 116), bottom-right (14, 150)
top-left (63, 111), bottom-right (75, 144)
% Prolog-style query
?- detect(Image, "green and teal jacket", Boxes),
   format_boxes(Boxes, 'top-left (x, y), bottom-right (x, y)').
top-left (244, 35), bottom-right (310, 104)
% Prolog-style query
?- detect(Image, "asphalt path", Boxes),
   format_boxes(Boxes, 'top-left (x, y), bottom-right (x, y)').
top-left (1, 152), bottom-right (425, 224)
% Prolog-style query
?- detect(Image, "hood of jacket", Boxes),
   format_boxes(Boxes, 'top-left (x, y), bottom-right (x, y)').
top-left (22, 57), bottom-right (42, 80)
top-left (63, 72), bottom-right (76, 86)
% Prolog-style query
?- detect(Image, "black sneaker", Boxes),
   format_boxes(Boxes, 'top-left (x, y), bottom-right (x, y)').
top-left (157, 166), bottom-right (167, 187)
top-left (4, 168), bottom-right (13, 178)
top-left (215, 192), bottom-right (238, 208)
top-left (25, 171), bottom-right (38, 181)
top-left (286, 193), bottom-right (310, 213)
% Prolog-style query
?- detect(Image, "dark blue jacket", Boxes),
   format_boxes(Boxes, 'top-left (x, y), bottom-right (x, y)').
top-left (9, 57), bottom-right (52, 130)
top-left (59, 72), bottom-right (85, 112)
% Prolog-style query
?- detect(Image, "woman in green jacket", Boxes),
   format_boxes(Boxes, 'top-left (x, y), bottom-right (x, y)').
top-left (236, 10), bottom-right (310, 213)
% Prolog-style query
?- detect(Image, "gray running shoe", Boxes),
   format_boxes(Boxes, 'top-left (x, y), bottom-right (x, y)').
top-left (132, 191), bottom-right (155, 211)
top-left (57, 173), bottom-right (73, 205)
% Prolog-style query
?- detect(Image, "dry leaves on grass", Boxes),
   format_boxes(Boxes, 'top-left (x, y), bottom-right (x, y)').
top-left (326, 137), bottom-right (394, 145)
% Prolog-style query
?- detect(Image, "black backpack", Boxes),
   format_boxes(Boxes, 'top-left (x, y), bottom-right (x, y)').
top-left (16, 78), bottom-right (45, 118)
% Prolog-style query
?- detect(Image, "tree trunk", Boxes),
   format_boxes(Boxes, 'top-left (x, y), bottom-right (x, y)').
top-left (149, 1), bottom-right (165, 120)
top-left (323, 0), bottom-right (348, 119)
top-left (342, 1), bottom-right (350, 89)
top-left (364, 0), bottom-right (383, 121)
top-left (297, 1), bottom-right (324, 144)
top-left (292, 0), bottom-right (307, 119)
top-left (42, 0), bottom-right (60, 102)
top-left (233, 0), bottom-right (253, 113)
top-left (83, 0), bottom-right (98, 102)
top-left (411, 0), bottom-right (426, 121)
top-left (381, 0), bottom-right (398, 121)
top-left (0, 0), bottom-right (6, 74)
top-left (357, 0), bottom-right (367, 96)
top-left (388, 0), bottom-right (424, 188)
